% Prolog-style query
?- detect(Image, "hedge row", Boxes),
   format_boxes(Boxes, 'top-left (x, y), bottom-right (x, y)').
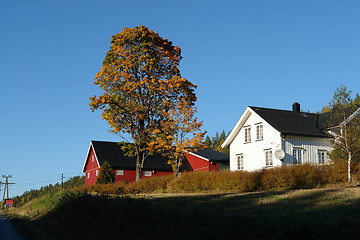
top-left (74, 163), bottom-right (359, 195)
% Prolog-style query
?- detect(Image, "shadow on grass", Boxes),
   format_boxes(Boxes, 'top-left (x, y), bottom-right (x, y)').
top-left (16, 186), bottom-right (360, 240)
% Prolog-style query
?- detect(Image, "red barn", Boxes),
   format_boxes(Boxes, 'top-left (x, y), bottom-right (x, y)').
top-left (82, 141), bottom-right (192, 185)
top-left (82, 141), bottom-right (229, 185)
top-left (186, 149), bottom-right (229, 172)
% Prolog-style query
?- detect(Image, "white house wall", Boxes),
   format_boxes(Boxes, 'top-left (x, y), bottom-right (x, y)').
top-left (229, 111), bottom-right (283, 171)
top-left (282, 136), bottom-right (333, 165)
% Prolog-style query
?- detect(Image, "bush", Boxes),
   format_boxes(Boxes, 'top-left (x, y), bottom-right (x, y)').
top-left (74, 163), bottom-right (352, 195)
top-left (210, 171), bottom-right (256, 192)
top-left (132, 175), bottom-right (175, 193)
top-left (167, 171), bottom-right (214, 192)
top-left (256, 167), bottom-right (292, 190)
top-left (96, 161), bottom-right (115, 184)
top-left (74, 181), bottom-right (130, 195)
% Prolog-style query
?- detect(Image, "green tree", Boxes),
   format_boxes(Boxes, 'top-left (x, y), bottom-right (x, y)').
top-left (327, 85), bottom-right (360, 182)
top-left (354, 93), bottom-right (360, 105)
top-left (96, 161), bottom-right (115, 184)
top-left (205, 136), bottom-right (212, 148)
top-left (204, 130), bottom-right (229, 154)
top-left (329, 84), bottom-right (353, 110)
top-left (90, 26), bottom-right (197, 181)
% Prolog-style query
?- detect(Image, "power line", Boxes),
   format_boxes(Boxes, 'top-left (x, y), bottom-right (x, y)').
top-left (3, 173), bottom-right (85, 197)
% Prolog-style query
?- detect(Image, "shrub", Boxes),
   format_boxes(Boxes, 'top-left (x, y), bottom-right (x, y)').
top-left (74, 182), bottom-right (129, 195)
top-left (96, 161), bottom-right (115, 184)
top-left (167, 171), bottom-right (214, 192)
top-left (74, 163), bottom-right (352, 195)
top-left (257, 167), bottom-right (292, 190)
top-left (132, 175), bottom-right (175, 193)
top-left (211, 171), bottom-right (256, 192)
top-left (289, 164), bottom-right (320, 189)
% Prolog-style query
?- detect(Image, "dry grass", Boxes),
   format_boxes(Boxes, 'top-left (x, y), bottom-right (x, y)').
top-left (3, 184), bottom-right (360, 240)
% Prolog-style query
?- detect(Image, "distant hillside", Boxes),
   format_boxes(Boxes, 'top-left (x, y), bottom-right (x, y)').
top-left (13, 176), bottom-right (84, 207)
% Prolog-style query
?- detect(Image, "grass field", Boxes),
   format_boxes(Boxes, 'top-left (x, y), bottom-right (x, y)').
top-left (3, 184), bottom-right (360, 240)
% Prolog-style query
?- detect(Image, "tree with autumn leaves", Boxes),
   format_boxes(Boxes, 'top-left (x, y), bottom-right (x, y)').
top-left (90, 26), bottom-right (204, 181)
top-left (151, 99), bottom-right (205, 176)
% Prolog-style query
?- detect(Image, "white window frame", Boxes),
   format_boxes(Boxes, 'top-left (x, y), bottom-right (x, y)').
top-left (293, 148), bottom-right (303, 164)
top-left (264, 149), bottom-right (273, 167)
top-left (96, 169), bottom-right (99, 176)
top-left (144, 171), bottom-right (152, 177)
top-left (256, 123), bottom-right (263, 141)
top-left (116, 170), bottom-right (124, 176)
top-left (244, 126), bottom-right (251, 143)
top-left (87, 172), bottom-right (90, 179)
top-left (317, 150), bottom-right (327, 164)
top-left (237, 154), bottom-right (244, 170)
top-left (91, 155), bottom-right (95, 162)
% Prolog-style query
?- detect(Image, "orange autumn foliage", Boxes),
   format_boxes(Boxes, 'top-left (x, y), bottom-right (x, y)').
top-left (90, 26), bottom-right (202, 180)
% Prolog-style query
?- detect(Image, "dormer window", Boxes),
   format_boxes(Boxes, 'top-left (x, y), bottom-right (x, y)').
top-left (244, 126), bottom-right (251, 143)
top-left (256, 123), bottom-right (263, 140)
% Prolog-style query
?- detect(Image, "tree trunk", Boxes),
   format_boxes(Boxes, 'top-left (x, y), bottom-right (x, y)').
top-left (175, 161), bottom-right (180, 177)
top-left (135, 150), bottom-right (147, 182)
top-left (135, 156), bottom-right (142, 182)
top-left (343, 125), bottom-right (352, 183)
top-left (174, 156), bottom-right (183, 177)
top-left (347, 151), bottom-right (352, 182)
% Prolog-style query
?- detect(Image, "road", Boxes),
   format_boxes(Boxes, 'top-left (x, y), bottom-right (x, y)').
top-left (0, 213), bottom-right (26, 240)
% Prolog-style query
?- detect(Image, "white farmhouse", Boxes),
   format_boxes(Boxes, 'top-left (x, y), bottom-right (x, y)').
top-left (221, 103), bottom-right (359, 171)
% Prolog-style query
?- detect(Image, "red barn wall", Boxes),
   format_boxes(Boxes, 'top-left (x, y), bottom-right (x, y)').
top-left (84, 146), bottom-right (175, 185)
top-left (84, 147), bottom-right (101, 185)
top-left (186, 153), bottom-right (219, 172)
top-left (114, 169), bottom-right (173, 183)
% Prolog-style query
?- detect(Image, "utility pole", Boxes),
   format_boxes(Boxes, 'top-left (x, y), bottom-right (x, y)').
top-left (61, 173), bottom-right (64, 191)
top-left (2, 175), bottom-right (15, 201)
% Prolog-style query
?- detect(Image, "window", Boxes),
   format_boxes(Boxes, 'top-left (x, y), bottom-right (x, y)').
top-left (87, 172), bottom-right (90, 179)
top-left (91, 155), bottom-right (95, 162)
top-left (244, 126), bottom-right (251, 143)
top-left (96, 170), bottom-right (99, 176)
top-left (116, 170), bottom-right (124, 176)
top-left (265, 149), bottom-right (273, 167)
top-left (237, 154), bottom-right (244, 170)
top-left (256, 124), bottom-right (263, 140)
top-left (144, 171), bottom-right (152, 177)
top-left (293, 148), bottom-right (302, 164)
top-left (318, 150), bottom-right (326, 164)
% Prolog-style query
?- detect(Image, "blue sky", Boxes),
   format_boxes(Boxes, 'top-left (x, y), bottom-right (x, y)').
top-left (1, 0), bottom-right (359, 197)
